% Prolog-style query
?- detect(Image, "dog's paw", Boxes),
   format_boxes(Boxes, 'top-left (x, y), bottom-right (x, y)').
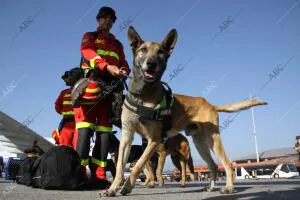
top-left (220, 186), bottom-right (234, 194)
top-left (142, 180), bottom-right (150, 187)
top-left (99, 189), bottom-right (116, 197)
top-left (147, 183), bottom-right (155, 188)
top-left (144, 180), bottom-right (155, 188)
top-left (120, 179), bottom-right (132, 195)
top-left (206, 186), bottom-right (215, 192)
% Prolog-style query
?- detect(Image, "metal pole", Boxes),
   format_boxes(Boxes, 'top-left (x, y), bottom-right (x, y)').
top-left (250, 93), bottom-right (260, 163)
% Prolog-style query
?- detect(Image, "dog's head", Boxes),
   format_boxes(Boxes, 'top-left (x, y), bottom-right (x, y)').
top-left (62, 67), bottom-right (83, 87)
top-left (128, 26), bottom-right (178, 84)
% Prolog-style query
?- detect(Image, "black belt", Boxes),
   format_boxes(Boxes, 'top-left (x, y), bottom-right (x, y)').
top-left (62, 117), bottom-right (75, 123)
top-left (58, 117), bottom-right (75, 132)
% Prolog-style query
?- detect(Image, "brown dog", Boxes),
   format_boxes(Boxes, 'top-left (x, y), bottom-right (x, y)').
top-left (100, 26), bottom-right (267, 196)
top-left (144, 133), bottom-right (195, 188)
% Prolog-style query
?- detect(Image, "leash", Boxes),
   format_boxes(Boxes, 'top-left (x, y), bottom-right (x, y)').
top-left (121, 77), bottom-right (129, 92)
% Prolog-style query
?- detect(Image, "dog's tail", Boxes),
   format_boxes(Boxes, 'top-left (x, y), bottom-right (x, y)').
top-left (215, 99), bottom-right (267, 113)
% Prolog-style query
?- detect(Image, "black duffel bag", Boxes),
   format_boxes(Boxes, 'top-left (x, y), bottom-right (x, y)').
top-left (15, 157), bottom-right (37, 186)
top-left (32, 146), bottom-right (85, 190)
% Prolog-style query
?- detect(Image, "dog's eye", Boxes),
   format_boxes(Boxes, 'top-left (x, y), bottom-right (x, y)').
top-left (140, 47), bottom-right (147, 53)
top-left (157, 49), bottom-right (165, 56)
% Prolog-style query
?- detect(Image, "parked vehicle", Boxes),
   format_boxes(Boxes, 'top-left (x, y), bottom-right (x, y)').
top-left (235, 163), bottom-right (299, 179)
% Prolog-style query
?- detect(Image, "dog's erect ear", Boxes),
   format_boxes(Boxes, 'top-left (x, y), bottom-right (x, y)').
top-left (161, 29), bottom-right (178, 55)
top-left (128, 26), bottom-right (144, 53)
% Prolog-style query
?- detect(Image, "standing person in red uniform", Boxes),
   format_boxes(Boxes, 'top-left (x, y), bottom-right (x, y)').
top-left (73, 7), bottom-right (130, 187)
top-left (55, 68), bottom-right (82, 147)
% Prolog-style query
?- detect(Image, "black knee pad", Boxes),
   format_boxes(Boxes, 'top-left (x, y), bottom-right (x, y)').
top-left (76, 128), bottom-right (93, 159)
top-left (93, 132), bottom-right (112, 160)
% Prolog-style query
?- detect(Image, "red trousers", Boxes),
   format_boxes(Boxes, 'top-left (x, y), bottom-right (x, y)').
top-left (73, 96), bottom-right (112, 180)
top-left (73, 97), bottom-right (112, 132)
top-left (58, 121), bottom-right (76, 148)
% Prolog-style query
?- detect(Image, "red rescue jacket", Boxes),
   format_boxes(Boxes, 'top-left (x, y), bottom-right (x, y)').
top-left (80, 29), bottom-right (130, 74)
top-left (55, 88), bottom-right (74, 118)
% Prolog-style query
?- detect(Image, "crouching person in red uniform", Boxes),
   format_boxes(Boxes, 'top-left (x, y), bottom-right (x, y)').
top-left (73, 7), bottom-right (130, 188)
top-left (54, 68), bottom-right (82, 147)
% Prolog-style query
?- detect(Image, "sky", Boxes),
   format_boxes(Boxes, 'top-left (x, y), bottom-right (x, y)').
top-left (0, 0), bottom-right (299, 170)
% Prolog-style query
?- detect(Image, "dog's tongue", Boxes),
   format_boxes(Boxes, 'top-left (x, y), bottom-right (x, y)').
top-left (144, 71), bottom-right (154, 78)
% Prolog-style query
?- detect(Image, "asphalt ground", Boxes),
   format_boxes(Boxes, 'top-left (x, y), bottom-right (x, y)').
top-left (1, 178), bottom-right (300, 200)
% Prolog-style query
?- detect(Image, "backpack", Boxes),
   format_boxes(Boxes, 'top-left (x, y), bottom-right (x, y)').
top-left (15, 157), bottom-right (37, 186)
top-left (31, 146), bottom-right (85, 190)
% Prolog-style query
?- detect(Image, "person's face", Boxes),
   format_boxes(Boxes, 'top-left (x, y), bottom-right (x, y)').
top-left (63, 75), bottom-right (72, 87)
top-left (98, 14), bottom-right (114, 31)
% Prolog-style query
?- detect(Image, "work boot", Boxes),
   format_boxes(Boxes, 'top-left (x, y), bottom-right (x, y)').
top-left (90, 163), bottom-right (106, 179)
top-left (95, 166), bottom-right (106, 180)
top-left (90, 176), bottom-right (111, 190)
top-left (89, 163), bottom-right (110, 189)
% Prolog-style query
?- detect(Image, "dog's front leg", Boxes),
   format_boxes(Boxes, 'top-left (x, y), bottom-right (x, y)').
top-left (120, 139), bottom-right (160, 195)
top-left (100, 129), bottom-right (134, 197)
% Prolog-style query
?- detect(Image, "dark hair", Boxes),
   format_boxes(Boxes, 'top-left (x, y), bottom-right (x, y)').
top-left (96, 6), bottom-right (117, 22)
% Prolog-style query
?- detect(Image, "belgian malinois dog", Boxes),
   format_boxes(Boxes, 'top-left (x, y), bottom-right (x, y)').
top-left (144, 133), bottom-right (195, 188)
top-left (100, 26), bottom-right (267, 196)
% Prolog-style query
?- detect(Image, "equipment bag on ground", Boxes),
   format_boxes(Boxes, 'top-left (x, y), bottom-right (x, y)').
top-left (4, 157), bottom-right (25, 181)
top-left (15, 157), bottom-right (37, 186)
top-left (31, 146), bottom-right (85, 190)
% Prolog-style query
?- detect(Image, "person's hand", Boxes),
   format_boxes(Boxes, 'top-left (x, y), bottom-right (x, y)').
top-left (120, 67), bottom-right (129, 79)
top-left (106, 65), bottom-right (127, 77)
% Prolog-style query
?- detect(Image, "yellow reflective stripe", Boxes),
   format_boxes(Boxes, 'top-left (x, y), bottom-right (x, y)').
top-left (81, 65), bottom-right (89, 69)
top-left (95, 126), bottom-right (112, 132)
top-left (63, 101), bottom-right (72, 105)
top-left (91, 157), bottom-right (107, 167)
top-left (90, 55), bottom-right (102, 69)
top-left (61, 111), bottom-right (74, 115)
top-left (76, 122), bottom-right (94, 129)
top-left (97, 49), bottom-right (119, 61)
top-left (64, 94), bottom-right (71, 97)
top-left (84, 87), bottom-right (100, 93)
top-left (81, 159), bottom-right (89, 166)
top-left (27, 153), bottom-right (39, 157)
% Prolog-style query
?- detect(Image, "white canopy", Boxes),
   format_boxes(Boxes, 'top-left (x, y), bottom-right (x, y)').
top-left (0, 111), bottom-right (54, 159)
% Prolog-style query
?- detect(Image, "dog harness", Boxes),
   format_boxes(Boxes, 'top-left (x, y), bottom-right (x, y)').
top-left (124, 82), bottom-right (174, 140)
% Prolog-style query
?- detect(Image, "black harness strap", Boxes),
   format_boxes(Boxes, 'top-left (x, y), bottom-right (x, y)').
top-left (124, 95), bottom-right (158, 120)
top-left (124, 82), bottom-right (173, 142)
